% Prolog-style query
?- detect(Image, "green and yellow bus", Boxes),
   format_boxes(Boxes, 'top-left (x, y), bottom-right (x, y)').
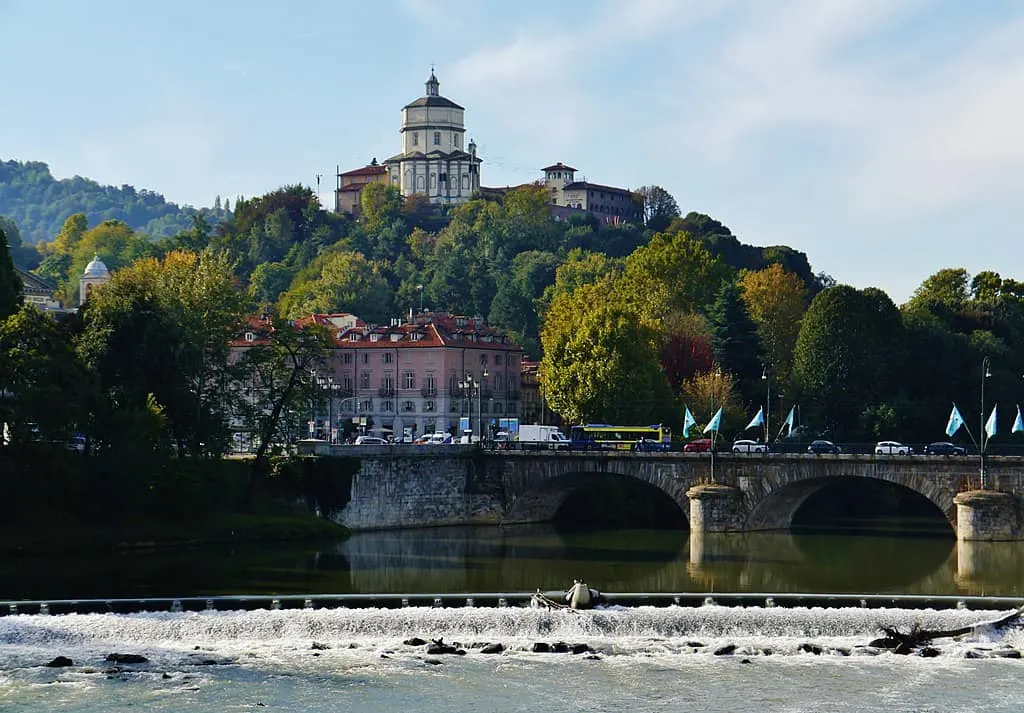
top-left (569, 423), bottom-right (672, 451)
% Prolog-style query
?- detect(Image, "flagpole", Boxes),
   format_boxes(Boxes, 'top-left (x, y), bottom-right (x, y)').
top-left (980, 356), bottom-right (991, 490)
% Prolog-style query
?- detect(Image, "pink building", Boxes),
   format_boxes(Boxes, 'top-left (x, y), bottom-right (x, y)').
top-left (311, 311), bottom-right (523, 440)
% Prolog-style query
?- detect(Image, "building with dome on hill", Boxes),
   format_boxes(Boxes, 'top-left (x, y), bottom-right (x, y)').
top-left (382, 71), bottom-right (482, 207)
top-left (79, 254), bottom-right (111, 306)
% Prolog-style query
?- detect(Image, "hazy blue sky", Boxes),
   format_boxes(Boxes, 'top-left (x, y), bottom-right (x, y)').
top-left (3, 0), bottom-right (1023, 302)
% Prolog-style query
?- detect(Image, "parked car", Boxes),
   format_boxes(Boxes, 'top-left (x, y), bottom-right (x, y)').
top-left (807, 439), bottom-right (841, 454)
top-left (732, 439), bottom-right (767, 454)
top-left (683, 438), bottom-right (713, 453)
top-left (425, 432), bottom-right (452, 445)
top-left (875, 440), bottom-right (913, 455)
top-left (923, 441), bottom-right (966, 456)
top-left (353, 435), bottom-right (389, 446)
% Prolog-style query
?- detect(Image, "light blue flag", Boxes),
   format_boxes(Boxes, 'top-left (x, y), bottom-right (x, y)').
top-left (782, 406), bottom-right (795, 436)
top-left (1014, 405), bottom-right (1024, 434)
top-left (945, 404), bottom-right (965, 437)
top-left (746, 406), bottom-right (764, 430)
top-left (682, 406), bottom-right (697, 438)
top-left (703, 406), bottom-right (723, 434)
top-left (985, 404), bottom-right (998, 438)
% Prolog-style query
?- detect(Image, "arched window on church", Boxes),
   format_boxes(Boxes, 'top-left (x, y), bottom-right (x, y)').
top-left (433, 131), bottom-right (441, 146)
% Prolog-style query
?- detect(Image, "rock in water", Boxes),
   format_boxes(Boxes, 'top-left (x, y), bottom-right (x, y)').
top-left (45, 656), bottom-right (73, 668)
top-left (105, 653), bottom-right (148, 664)
top-left (480, 643), bottom-right (504, 654)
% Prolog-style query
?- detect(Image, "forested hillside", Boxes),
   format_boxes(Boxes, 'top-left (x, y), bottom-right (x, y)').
top-left (0, 159), bottom-right (229, 244)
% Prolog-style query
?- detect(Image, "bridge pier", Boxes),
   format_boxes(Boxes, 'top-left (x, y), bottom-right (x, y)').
top-left (686, 483), bottom-right (745, 533)
top-left (953, 490), bottom-right (1021, 541)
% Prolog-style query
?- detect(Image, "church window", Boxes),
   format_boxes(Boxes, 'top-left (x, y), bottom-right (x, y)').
top-left (440, 172), bottom-right (447, 184)
top-left (454, 134), bottom-right (461, 148)
top-left (433, 131), bottom-right (441, 145)
top-left (413, 132), bottom-right (419, 146)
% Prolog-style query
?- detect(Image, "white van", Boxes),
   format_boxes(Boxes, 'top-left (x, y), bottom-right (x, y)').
top-left (426, 432), bottom-right (452, 445)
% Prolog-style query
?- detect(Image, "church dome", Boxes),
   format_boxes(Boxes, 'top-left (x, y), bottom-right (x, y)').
top-left (83, 255), bottom-right (110, 279)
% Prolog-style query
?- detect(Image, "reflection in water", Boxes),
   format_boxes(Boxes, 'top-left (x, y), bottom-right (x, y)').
top-left (4, 525), bottom-right (1024, 600)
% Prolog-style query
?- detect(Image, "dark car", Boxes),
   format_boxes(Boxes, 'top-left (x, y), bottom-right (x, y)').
top-left (924, 441), bottom-right (967, 456)
top-left (807, 439), bottom-right (841, 454)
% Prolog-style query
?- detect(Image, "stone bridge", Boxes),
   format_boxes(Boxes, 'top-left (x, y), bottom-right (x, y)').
top-left (311, 445), bottom-right (1024, 541)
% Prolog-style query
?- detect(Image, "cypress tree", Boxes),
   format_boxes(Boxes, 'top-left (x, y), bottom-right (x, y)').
top-left (0, 226), bottom-right (24, 321)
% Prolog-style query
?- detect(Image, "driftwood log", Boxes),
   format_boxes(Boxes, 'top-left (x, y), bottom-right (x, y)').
top-left (870, 606), bottom-right (1024, 654)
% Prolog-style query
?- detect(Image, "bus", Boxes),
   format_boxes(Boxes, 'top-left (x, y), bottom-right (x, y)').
top-left (569, 423), bottom-right (673, 451)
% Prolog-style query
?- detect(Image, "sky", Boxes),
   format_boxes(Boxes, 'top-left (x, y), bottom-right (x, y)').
top-left (2, 0), bottom-right (1023, 304)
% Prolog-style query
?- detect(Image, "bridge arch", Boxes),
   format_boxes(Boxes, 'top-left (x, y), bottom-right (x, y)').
top-left (743, 473), bottom-right (957, 532)
top-left (503, 468), bottom-right (691, 527)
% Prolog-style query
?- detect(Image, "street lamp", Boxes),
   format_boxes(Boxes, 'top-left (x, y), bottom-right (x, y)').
top-left (980, 356), bottom-right (992, 489)
top-left (459, 369), bottom-right (488, 444)
top-left (761, 364), bottom-right (771, 446)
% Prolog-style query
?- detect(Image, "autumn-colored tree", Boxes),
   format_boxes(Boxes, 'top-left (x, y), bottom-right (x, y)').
top-left (680, 369), bottom-right (746, 441)
top-left (739, 263), bottom-right (806, 388)
top-left (659, 312), bottom-right (714, 393)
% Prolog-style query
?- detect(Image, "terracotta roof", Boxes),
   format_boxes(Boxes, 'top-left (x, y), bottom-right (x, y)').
top-left (542, 162), bottom-right (576, 172)
top-left (339, 165), bottom-right (386, 178)
top-left (337, 183), bottom-right (366, 192)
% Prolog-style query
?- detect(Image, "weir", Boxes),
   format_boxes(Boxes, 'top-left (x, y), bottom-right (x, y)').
top-left (2, 592), bottom-right (1022, 616)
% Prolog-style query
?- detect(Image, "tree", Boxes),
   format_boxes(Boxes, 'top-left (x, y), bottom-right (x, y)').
top-left (539, 249), bottom-right (622, 316)
top-left (706, 280), bottom-right (763, 401)
top-left (77, 250), bottom-right (245, 457)
top-left (232, 316), bottom-right (331, 505)
top-left (659, 312), bottom-right (714, 393)
top-left (680, 369), bottom-right (745, 439)
top-left (905, 268), bottom-right (970, 313)
top-left (793, 285), bottom-right (905, 437)
top-left (618, 230), bottom-right (728, 321)
top-left (739, 264), bottom-right (807, 389)
top-left (539, 281), bottom-right (675, 425)
top-left (0, 304), bottom-right (88, 445)
top-left (635, 185), bottom-right (680, 232)
top-left (0, 226), bottom-right (22, 320)
top-left (278, 249), bottom-right (393, 323)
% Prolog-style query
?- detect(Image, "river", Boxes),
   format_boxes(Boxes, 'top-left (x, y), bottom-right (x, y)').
top-left (3, 525), bottom-right (1024, 711)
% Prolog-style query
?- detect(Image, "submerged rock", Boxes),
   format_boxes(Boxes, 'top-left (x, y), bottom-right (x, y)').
top-left (480, 643), bottom-right (504, 654)
top-left (105, 653), bottom-right (148, 664)
top-left (45, 656), bottom-right (74, 668)
top-left (798, 643), bottom-right (823, 656)
top-left (713, 644), bottom-right (737, 656)
top-left (404, 637), bottom-right (428, 646)
top-left (531, 642), bottom-right (551, 653)
top-left (919, 647), bottom-right (941, 658)
top-left (311, 642), bottom-right (330, 651)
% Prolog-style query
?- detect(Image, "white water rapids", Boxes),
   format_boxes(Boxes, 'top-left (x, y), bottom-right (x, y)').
top-left (2, 604), bottom-right (1023, 712)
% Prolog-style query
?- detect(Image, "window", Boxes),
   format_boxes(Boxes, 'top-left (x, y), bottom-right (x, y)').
top-left (342, 353), bottom-right (353, 364)
top-left (370, 334), bottom-right (380, 343)
top-left (413, 132), bottom-right (419, 146)
top-left (480, 353), bottom-right (489, 366)
top-left (430, 173), bottom-right (436, 189)
top-left (455, 134), bottom-right (461, 148)
top-left (495, 373), bottom-right (504, 391)
top-left (402, 400), bottom-right (415, 412)
top-left (425, 400), bottom-right (435, 412)
top-left (361, 353), bottom-right (369, 364)
top-left (493, 402), bottom-right (502, 414)
top-left (462, 175), bottom-right (469, 189)
top-left (358, 399), bottom-right (373, 411)
top-left (244, 332), bottom-right (255, 342)
top-left (506, 354), bottom-right (514, 366)
top-left (343, 376), bottom-right (353, 393)
top-left (390, 333), bottom-right (401, 342)
top-left (424, 374), bottom-right (436, 393)
top-left (383, 352), bottom-right (393, 364)
top-left (439, 172), bottom-right (447, 184)
top-left (381, 376), bottom-right (394, 393)
top-left (434, 131), bottom-right (441, 145)
top-left (382, 401), bottom-right (394, 412)
top-left (403, 371), bottom-right (415, 389)
top-left (360, 372), bottom-right (371, 389)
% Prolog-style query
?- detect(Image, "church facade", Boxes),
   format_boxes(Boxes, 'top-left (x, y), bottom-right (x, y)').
top-left (383, 72), bottom-right (481, 206)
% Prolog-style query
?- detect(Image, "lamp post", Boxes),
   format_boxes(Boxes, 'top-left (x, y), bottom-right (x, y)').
top-left (761, 364), bottom-right (771, 446)
top-left (980, 356), bottom-right (992, 489)
top-left (459, 370), bottom-right (488, 444)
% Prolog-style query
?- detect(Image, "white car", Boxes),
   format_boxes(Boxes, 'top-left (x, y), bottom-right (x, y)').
top-left (353, 435), bottom-right (389, 446)
top-left (875, 440), bottom-right (913, 455)
top-left (425, 432), bottom-right (452, 445)
top-left (732, 439), bottom-right (767, 454)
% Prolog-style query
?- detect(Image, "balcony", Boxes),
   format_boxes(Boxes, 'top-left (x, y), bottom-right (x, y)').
top-left (377, 386), bottom-right (395, 397)
top-left (420, 386), bottom-right (438, 397)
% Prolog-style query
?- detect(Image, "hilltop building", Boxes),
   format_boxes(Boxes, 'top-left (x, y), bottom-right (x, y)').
top-left (334, 160), bottom-right (388, 215)
top-left (14, 266), bottom-right (62, 312)
top-left (541, 162), bottom-right (640, 224)
top-left (383, 71), bottom-right (482, 207)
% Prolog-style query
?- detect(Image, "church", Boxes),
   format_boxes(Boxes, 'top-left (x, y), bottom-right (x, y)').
top-left (335, 71), bottom-right (482, 213)
top-left (384, 71), bottom-right (481, 205)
